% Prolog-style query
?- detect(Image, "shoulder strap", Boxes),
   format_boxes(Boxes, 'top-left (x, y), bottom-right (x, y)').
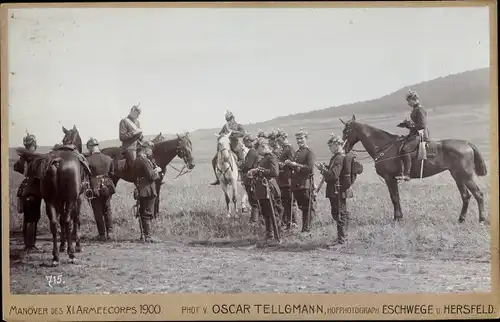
top-left (124, 117), bottom-right (138, 131)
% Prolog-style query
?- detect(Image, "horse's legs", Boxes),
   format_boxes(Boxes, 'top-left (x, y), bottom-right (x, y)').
top-left (221, 183), bottom-right (231, 217)
top-left (46, 202), bottom-right (60, 265)
top-left (74, 197), bottom-right (82, 253)
top-left (450, 172), bottom-right (471, 223)
top-left (231, 181), bottom-right (238, 216)
top-left (464, 179), bottom-right (486, 223)
top-left (59, 206), bottom-right (66, 253)
top-left (64, 203), bottom-right (76, 262)
top-left (385, 177), bottom-right (403, 220)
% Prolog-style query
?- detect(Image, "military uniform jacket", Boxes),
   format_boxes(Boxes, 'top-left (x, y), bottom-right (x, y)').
top-left (241, 148), bottom-right (261, 185)
top-left (322, 153), bottom-right (344, 198)
top-left (409, 105), bottom-right (429, 140)
top-left (13, 156), bottom-right (41, 198)
top-left (278, 144), bottom-right (295, 187)
top-left (134, 155), bottom-right (160, 198)
top-left (291, 146), bottom-right (315, 191)
top-left (119, 116), bottom-right (142, 150)
top-left (219, 122), bottom-right (246, 149)
top-left (253, 153), bottom-right (281, 200)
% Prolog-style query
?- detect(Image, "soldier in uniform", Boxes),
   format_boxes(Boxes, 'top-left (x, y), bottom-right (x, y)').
top-left (85, 138), bottom-right (116, 241)
top-left (317, 135), bottom-right (351, 246)
top-left (396, 89), bottom-right (430, 181)
top-left (247, 137), bottom-right (281, 242)
top-left (275, 129), bottom-right (298, 229)
top-left (240, 134), bottom-right (262, 223)
top-left (210, 110), bottom-right (247, 185)
top-left (134, 140), bottom-right (163, 243)
top-left (119, 103), bottom-right (144, 172)
top-left (286, 129), bottom-right (316, 233)
top-left (13, 132), bottom-right (43, 252)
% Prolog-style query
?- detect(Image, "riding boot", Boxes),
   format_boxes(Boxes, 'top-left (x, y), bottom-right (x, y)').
top-left (249, 207), bottom-right (259, 223)
top-left (301, 208), bottom-right (311, 233)
top-left (210, 155), bottom-right (220, 185)
top-left (265, 213), bottom-right (274, 239)
top-left (142, 217), bottom-right (160, 243)
top-left (104, 212), bottom-right (114, 240)
top-left (401, 154), bottom-right (412, 181)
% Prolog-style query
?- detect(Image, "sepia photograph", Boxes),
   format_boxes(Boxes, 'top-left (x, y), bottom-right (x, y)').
top-left (2, 1), bottom-right (498, 320)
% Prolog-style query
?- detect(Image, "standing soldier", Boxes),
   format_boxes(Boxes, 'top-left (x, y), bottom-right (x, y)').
top-left (13, 132), bottom-right (42, 252)
top-left (247, 137), bottom-right (281, 243)
top-left (210, 110), bottom-right (247, 185)
top-left (134, 140), bottom-right (162, 243)
top-left (240, 134), bottom-right (262, 223)
top-left (267, 130), bottom-right (284, 222)
top-left (317, 134), bottom-right (351, 247)
top-left (85, 138), bottom-right (116, 241)
top-left (275, 129), bottom-right (298, 229)
top-left (119, 103), bottom-right (144, 173)
top-left (286, 128), bottom-right (316, 233)
top-left (396, 89), bottom-right (430, 181)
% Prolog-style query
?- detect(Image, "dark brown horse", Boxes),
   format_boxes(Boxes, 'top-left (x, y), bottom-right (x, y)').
top-left (16, 125), bottom-right (92, 265)
top-left (100, 133), bottom-right (195, 217)
top-left (340, 114), bottom-right (488, 223)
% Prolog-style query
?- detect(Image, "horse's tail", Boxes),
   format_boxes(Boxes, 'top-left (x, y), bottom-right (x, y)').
top-left (469, 143), bottom-right (488, 176)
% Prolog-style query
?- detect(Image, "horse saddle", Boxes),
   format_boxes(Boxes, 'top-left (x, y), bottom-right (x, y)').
top-left (53, 145), bottom-right (92, 177)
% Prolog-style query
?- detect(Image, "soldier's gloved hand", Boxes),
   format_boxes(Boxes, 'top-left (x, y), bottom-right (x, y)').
top-left (154, 166), bottom-right (162, 173)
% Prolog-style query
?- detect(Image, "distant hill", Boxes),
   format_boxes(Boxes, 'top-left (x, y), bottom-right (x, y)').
top-left (8, 67), bottom-right (490, 161)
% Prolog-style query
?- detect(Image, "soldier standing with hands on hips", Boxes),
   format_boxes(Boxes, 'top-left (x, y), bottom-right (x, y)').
top-left (317, 134), bottom-right (353, 248)
top-left (134, 140), bottom-right (162, 243)
top-left (286, 128), bottom-right (316, 233)
top-left (85, 137), bottom-right (117, 241)
top-left (247, 137), bottom-right (282, 243)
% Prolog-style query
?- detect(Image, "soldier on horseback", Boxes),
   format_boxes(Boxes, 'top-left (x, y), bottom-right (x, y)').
top-left (396, 89), bottom-right (430, 181)
top-left (119, 103), bottom-right (144, 172)
top-left (210, 110), bottom-right (247, 185)
top-left (13, 132), bottom-right (43, 252)
top-left (85, 138), bottom-right (116, 241)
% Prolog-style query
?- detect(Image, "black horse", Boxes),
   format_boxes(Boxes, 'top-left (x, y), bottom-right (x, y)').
top-left (100, 133), bottom-right (195, 217)
top-left (340, 114), bottom-right (488, 223)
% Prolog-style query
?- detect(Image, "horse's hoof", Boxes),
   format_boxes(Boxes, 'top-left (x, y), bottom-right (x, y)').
top-left (52, 260), bottom-right (60, 267)
top-left (75, 246), bottom-right (82, 253)
top-left (458, 217), bottom-right (465, 224)
top-left (479, 219), bottom-right (488, 225)
top-left (69, 258), bottom-right (77, 264)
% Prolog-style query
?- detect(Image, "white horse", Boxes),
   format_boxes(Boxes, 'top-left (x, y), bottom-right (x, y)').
top-left (214, 131), bottom-right (248, 217)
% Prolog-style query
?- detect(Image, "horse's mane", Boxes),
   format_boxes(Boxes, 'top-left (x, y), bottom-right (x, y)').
top-left (355, 121), bottom-right (401, 140)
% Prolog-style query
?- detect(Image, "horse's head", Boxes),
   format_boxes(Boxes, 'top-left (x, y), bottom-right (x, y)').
top-left (62, 125), bottom-right (83, 153)
top-left (175, 132), bottom-right (195, 170)
top-left (340, 114), bottom-right (359, 153)
top-left (215, 131), bottom-right (232, 163)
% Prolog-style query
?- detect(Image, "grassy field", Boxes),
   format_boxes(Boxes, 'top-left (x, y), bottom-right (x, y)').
top-left (8, 103), bottom-right (493, 294)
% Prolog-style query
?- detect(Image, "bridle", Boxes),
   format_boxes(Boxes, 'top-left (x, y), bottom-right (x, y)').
top-left (166, 137), bottom-right (193, 179)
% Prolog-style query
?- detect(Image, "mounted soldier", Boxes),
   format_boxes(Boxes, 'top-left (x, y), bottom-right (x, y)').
top-left (396, 89), bottom-right (430, 181)
top-left (134, 140), bottom-right (163, 243)
top-left (286, 128), bottom-right (316, 233)
top-left (247, 137), bottom-right (282, 244)
top-left (85, 138), bottom-right (116, 241)
top-left (119, 103), bottom-right (144, 173)
top-left (275, 129), bottom-right (298, 230)
top-left (210, 110), bottom-right (246, 186)
top-left (317, 134), bottom-right (353, 247)
top-left (241, 134), bottom-right (262, 223)
top-left (13, 132), bottom-right (43, 252)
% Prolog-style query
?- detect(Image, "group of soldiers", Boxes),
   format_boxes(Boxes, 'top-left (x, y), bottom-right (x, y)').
top-left (13, 88), bottom-right (429, 250)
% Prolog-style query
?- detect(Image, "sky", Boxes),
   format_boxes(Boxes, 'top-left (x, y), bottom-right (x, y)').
top-left (7, 5), bottom-right (491, 147)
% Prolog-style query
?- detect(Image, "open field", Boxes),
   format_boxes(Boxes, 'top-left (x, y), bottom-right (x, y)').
top-left (8, 103), bottom-right (493, 294)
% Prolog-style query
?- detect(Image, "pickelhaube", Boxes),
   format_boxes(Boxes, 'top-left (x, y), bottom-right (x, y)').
top-left (327, 133), bottom-right (343, 146)
top-left (406, 89), bottom-right (419, 101)
top-left (268, 130), bottom-right (277, 141)
top-left (295, 128), bottom-right (308, 139)
top-left (86, 137), bottom-right (99, 147)
top-left (225, 110), bottom-right (234, 121)
top-left (276, 128), bottom-right (288, 139)
top-left (255, 137), bottom-right (269, 147)
top-left (23, 132), bottom-right (37, 148)
top-left (257, 129), bottom-right (267, 138)
top-left (131, 102), bottom-right (141, 113)
top-left (243, 133), bottom-right (257, 142)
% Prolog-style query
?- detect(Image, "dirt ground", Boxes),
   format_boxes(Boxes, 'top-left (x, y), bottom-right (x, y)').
top-left (9, 234), bottom-right (490, 294)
